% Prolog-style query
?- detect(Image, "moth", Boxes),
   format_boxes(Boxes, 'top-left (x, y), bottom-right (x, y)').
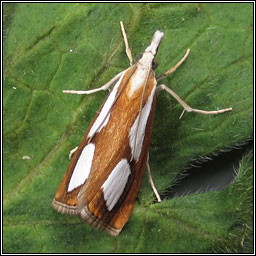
top-left (52, 22), bottom-right (232, 236)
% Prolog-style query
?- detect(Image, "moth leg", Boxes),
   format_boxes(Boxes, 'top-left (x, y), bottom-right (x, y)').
top-left (69, 146), bottom-right (78, 159)
top-left (63, 70), bottom-right (125, 95)
top-left (146, 154), bottom-right (161, 202)
top-left (156, 84), bottom-right (232, 119)
top-left (157, 49), bottom-right (190, 81)
top-left (120, 21), bottom-right (133, 66)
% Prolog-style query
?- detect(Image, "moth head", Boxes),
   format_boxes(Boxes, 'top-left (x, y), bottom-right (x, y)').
top-left (136, 53), bottom-right (159, 70)
top-left (145, 30), bottom-right (164, 56)
top-left (138, 30), bottom-right (163, 69)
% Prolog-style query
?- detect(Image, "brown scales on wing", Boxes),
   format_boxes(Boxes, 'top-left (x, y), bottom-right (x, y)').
top-left (52, 67), bottom-right (135, 214)
top-left (77, 66), bottom-right (157, 235)
top-left (52, 65), bottom-right (157, 236)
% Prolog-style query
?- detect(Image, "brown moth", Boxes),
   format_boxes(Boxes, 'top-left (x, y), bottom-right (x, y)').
top-left (52, 22), bottom-right (232, 236)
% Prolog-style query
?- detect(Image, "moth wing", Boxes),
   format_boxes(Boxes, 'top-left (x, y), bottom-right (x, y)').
top-left (77, 68), bottom-right (157, 236)
top-left (52, 68), bottom-right (134, 215)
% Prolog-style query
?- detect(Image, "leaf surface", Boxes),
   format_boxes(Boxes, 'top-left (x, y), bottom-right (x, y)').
top-left (3, 3), bottom-right (253, 253)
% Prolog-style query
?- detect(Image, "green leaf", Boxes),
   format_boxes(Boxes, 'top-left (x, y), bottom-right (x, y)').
top-left (3, 3), bottom-right (253, 253)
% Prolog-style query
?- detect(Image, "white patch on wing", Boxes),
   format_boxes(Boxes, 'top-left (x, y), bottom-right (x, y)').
top-left (88, 72), bottom-right (126, 139)
top-left (101, 159), bottom-right (131, 211)
top-left (129, 85), bottom-right (156, 161)
top-left (68, 143), bottom-right (95, 192)
top-left (128, 66), bottom-right (149, 97)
